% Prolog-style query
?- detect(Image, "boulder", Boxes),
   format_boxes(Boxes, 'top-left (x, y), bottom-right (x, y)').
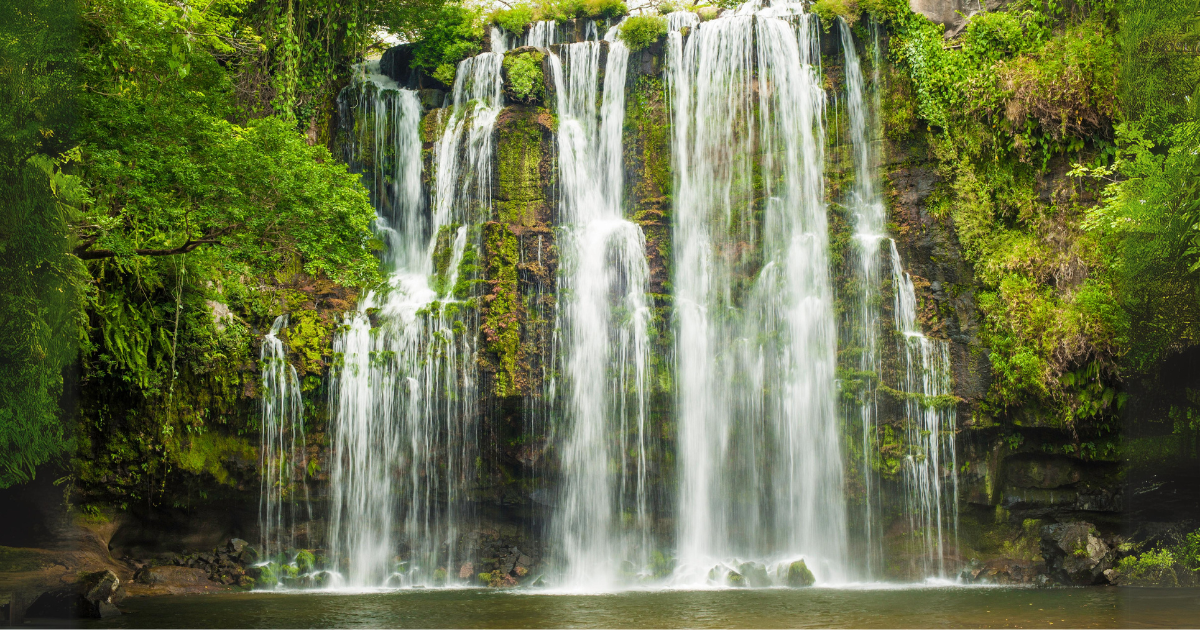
top-left (458, 562), bottom-right (474, 579)
top-left (786, 560), bottom-right (815, 587)
top-left (726, 570), bottom-right (746, 587)
top-left (136, 565), bottom-right (212, 587)
top-left (1040, 522), bottom-right (1113, 585)
top-left (737, 562), bottom-right (772, 588)
top-left (908, 0), bottom-right (1012, 37)
top-left (24, 570), bottom-right (123, 619)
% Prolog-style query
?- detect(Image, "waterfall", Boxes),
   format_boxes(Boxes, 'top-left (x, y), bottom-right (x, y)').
top-left (668, 1), bottom-right (847, 584)
top-left (839, 18), bottom-right (886, 577)
top-left (838, 21), bottom-right (958, 579)
top-left (889, 241), bottom-right (959, 578)
top-left (258, 315), bottom-right (309, 571)
top-left (547, 29), bottom-right (654, 589)
top-left (665, 11), bottom-right (700, 33)
top-left (326, 57), bottom-right (495, 587)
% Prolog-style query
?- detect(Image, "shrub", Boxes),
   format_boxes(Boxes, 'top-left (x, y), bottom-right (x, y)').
top-left (295, 549), bottom-right (315, 573)
top-left (997, 20), bottom-right (1119, 141)
top-left (588, 0), bottom-right (628, 19)
top-left (409, 3), bottom-right (484, 86)
top-left (492, 5), bottom-right (535, 33)
top-left (1116, 549), bottom-right (1178, 586)
top-left (963, 10), bottom-right (1027, 64)
top-left (619, 15), bottom-right (667, 51)
top-left (503, 52), bottom-right (545, 102)
top-left (812, 0), bottom-right (861, 28)
top-left (501, 0), bottom-right (628, 25)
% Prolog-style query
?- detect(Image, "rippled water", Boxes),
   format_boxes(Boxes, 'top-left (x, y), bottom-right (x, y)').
top-left (85, 587), bottom-right (1200, 628)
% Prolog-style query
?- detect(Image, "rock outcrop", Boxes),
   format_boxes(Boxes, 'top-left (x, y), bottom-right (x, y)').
top-left (23, 570), bottom-right (125, 620)
top-left (1039, 522), bottom-right (1114, 585)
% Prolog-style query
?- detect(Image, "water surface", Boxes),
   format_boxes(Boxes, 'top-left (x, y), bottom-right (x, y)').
top-left (85, 586), bottom-right (1200, 628)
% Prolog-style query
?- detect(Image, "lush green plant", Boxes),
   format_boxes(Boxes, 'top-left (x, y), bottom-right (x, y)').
top-left (488, 0), bottom-right (628, 29)
top-left (407, 2), bottom-right (484, 87)
top-left (812, 0), bottom-right (862, 28)
top-left (869, 0), bottom-right (1129, 425)
top-left (503, 52), bottom-right (545, 101)
top-left (0, 0), bottom-right (87, 487)
top-left (295, 549), bottom-right (315, 573)
top-left (493, 5), bottom-right (536, 33)
top-left (619, 15), bottom-right (667, 51)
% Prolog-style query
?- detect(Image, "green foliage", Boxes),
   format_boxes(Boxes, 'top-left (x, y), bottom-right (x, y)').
top-left (406, 2), bottom-right (483, 87)
top-left (812, 0), bottom-right (861, 28)
top-left (0, 0), bottom-right (88, 487)
top-left (1072, 0), bottom-right (1200, 373)
top-left (1080, 122), bottom-right (1200, 371)
top-left (874, 0), bottom-right (1126, 421)
top-left (489, 0), bottom-right (628, 29)
top-left (1115, 0), bottom-right (1200, 140)
top-left (483, 223), bottom-right (522, 396)
top-left (46, 0), bottom-right (383, 503)
top-left (492, 5), bottom-right (536, 33)
top-left (295, 549), bottom-right (315, 573)
top-left (503, 52), bottom-right (545, 102)
top-left (619, 15), bottom-right (667, 52)
top-left (1114, 536), bottom-right (1200, 587)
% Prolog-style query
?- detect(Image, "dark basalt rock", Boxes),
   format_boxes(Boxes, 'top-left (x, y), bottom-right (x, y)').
top-left (379, 44), bottom-right (452, 92)
top-left (25, 570), bottom-right (124, 619)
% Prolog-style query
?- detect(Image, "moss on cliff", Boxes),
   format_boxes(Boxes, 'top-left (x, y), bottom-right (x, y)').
top-left (483, 222), bottom-right (523, 396)
top-left (495, 107), bottom-right (548, 227)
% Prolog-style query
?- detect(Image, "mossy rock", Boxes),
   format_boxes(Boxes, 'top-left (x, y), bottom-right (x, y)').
top-left (502, 49), bottom-right (546, 106)
top-left (787, 559), bottom-right (815, 587)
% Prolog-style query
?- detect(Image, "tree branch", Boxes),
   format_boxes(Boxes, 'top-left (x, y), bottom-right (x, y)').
top-left (74, 226), bottom-right (236, 260)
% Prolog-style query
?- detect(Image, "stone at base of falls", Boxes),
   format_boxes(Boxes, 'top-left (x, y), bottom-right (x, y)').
top-left (458, 562), bottom-right (474, 579)
top-left (958, 558), bottom-right (1047, 585)
top-left (738, 563), bottom-right (772, 588)
top-left (786, 560), bottom-right (815, 587)
top-left (228, 538), bottom-right (258, 564)
top-left (1039, 522), bottom-right (1114, 585)
top-left (135, 566), bottom-right (218, 591)
top-left (24, 570), bottom-right (124, 619)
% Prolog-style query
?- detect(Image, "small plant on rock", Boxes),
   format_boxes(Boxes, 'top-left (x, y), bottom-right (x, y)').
top-left (619, 15), bottom-right (667, 52)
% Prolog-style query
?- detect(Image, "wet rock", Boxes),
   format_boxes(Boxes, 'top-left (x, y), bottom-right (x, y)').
top-left (738, 562), bottom-right (772, 588)
top-left (1040, 522), bottom-right (1113, 585)
top-left (458, 562), bottom-right (474, 579)
top-left (25, 570), bottom-right (123, 619)
top-left (228, 537), bottom-right (251, 554)
top-left (726, 570), bottom-right (746, 587)
top-left (136, 565), bottom-right (212, 587)
top-left (786, 560), bottom-right (815, 587)
top-left (959, 558), bottom-right (1043, 584)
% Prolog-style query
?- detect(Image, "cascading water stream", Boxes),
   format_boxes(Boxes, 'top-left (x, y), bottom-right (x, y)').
top-left (264, 4), bottom-right (961, 591)
top-left (259, 315), bottom-right (310, 570)
top-left (839, 17), bottom-right (886, 577)
top-left (888, 240), bottom-right (959, 579)
top-left (668, 1), bottom-right (847, 585)
top-left (326, 55), bottom-right (500, 587)
top-left (547, 30), bottom-right (654, 590)
top-left (838, 21), bottom-right (958, 579)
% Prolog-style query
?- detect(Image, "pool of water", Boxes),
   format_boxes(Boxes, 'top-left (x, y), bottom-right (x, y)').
top-left (81, 586), bottom-right (1200, 628)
